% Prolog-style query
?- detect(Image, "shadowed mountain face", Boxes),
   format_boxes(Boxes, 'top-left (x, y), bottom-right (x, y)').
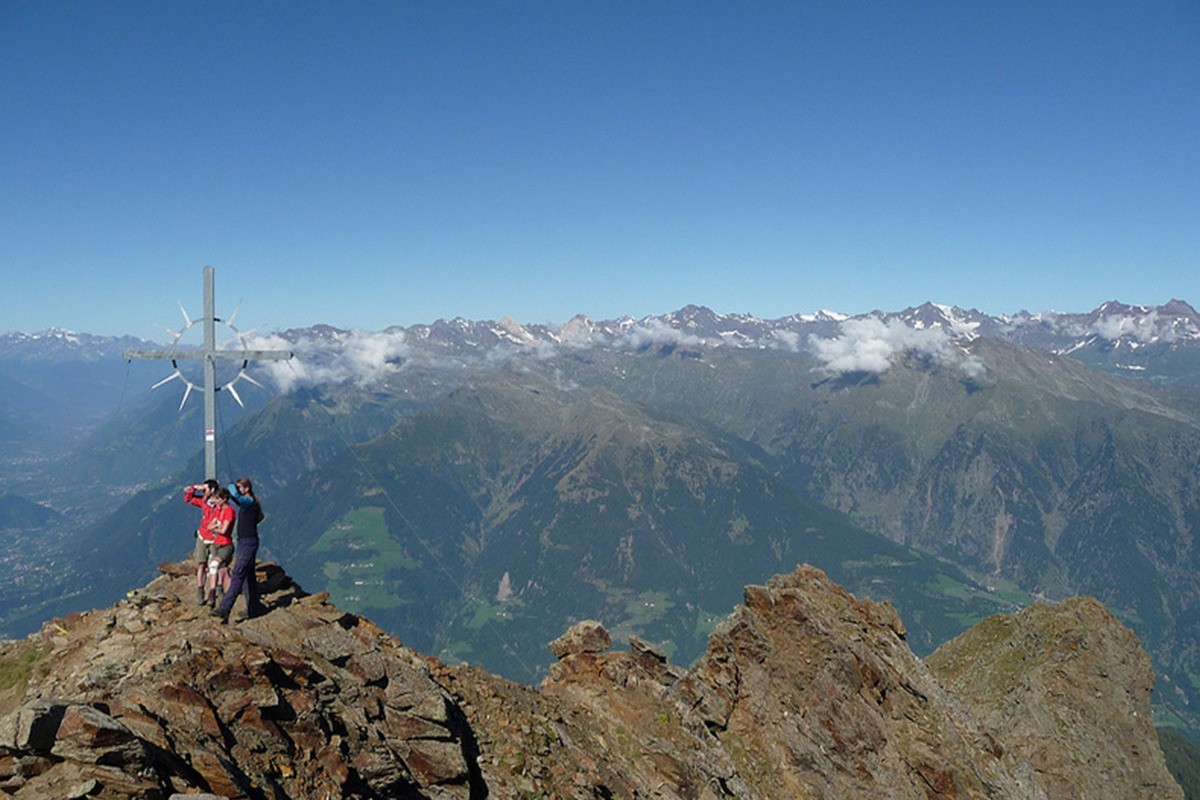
top-left (541, 341), bottom-right (1200, 723)
top-left (260, 365), bottom-right (1034, 683)
top-left (0, 562), bottom-right (1182, 799)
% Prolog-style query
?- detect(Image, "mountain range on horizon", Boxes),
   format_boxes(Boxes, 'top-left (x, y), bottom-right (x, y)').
top-left (6, 297), bottom-right (1199, 414)
top-left (7, 296), bottom-right (1200, 349)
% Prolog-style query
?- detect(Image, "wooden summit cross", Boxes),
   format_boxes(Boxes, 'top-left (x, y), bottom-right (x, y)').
top-left (124, 265), bottom-right (292, 480)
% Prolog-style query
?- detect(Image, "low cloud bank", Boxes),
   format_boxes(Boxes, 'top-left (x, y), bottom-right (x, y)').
top-left (1048, 309), bottom-right (1180, 344)
top-left (1091, 311), bottom-right (1167, 343)
top-left (807, 318), bottom-right (986, 378)
top-left (247, 316), bottom-right (989, 394)
top-left (617, 319), bottom-right (704, 350)
top-left (248, 331), bottom-right (412, 393)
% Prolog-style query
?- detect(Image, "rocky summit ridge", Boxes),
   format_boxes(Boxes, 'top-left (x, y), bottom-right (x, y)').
top-left (0, 562), bottom-right (1182, 800)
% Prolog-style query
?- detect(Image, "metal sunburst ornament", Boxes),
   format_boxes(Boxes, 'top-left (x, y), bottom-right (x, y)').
top-left (150, 301), bottom-right (266, 410)
top-left (124, 266), bottom-right (293, 479)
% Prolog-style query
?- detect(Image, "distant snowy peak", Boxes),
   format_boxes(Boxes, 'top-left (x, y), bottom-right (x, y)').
top-left (885, 302), bottom-right (988, 339)
top-left (860, 299), bottom-right (1200, 352)
top-left (0, 328), bottom-right (155, 363)
top-left (494, 317), bottom-right (537, 345)
top-left (810, 309), bottom-right (851, 323)
top-left (20, 326), bottom-right (82, 342)
top-left (656, 305), bottom-right (777, 341)
top-left (552, 314), bottom-right (631, 344)
top-left (1057, 299), bottom-right (1200, 349)
top-left (4, 327), bottom-right (84, 346)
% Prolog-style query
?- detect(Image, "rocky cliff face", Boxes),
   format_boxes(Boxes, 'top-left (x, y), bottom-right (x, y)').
top-left (0, 562), bottom-right (1180, 800)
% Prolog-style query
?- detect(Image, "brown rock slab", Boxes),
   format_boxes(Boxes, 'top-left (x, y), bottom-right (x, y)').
top-left (548, 620), bottom-right (612, 659)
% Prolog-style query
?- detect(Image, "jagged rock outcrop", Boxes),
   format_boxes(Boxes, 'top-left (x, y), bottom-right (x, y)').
top-left (456, 567), bottom-right (1046, 799)
top-left (547, 620), bottom-right (611, 659)
top-left (0, 563), bottom-right (481, 799)
top-left (0, 562), bottom-right (1181, 799)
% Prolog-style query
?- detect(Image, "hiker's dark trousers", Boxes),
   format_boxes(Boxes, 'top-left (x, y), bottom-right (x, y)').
top-left (219, 537), bottom-right (260, 616)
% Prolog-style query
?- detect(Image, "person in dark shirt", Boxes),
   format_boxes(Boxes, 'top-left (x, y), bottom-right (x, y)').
top-left (212, 477), bottom-right (266, 623)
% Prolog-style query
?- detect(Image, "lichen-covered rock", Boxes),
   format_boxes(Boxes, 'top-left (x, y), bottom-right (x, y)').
top-left (927, 597), bottom-right (1184, 800)
top-left (684, 567), bottom-right (1046, 799)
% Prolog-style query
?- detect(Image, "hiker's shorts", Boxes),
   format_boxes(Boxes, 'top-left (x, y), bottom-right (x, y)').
top-left (193, 538), bottom-right (233, 566)
top-left (211, 544), bottom-right (234, 566)
top-left (193, 536), bottom-right (212, 563)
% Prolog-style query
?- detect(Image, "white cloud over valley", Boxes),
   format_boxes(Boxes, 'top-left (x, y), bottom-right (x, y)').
top-left (807, 318), bottom-right (985, 378)
top-left (616, 319), bottom-right (705, 350)
top-left (249, 330), bottom-right (412, 392)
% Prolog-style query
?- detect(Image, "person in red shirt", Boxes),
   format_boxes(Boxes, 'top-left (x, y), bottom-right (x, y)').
top-left (202, 488), bottom-right (237, 607)
top-left (184, 480), bottom-right (219, 605)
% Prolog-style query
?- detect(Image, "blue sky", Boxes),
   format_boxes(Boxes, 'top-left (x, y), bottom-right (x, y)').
top-left (3, 2), bottom-right (1197, 340)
